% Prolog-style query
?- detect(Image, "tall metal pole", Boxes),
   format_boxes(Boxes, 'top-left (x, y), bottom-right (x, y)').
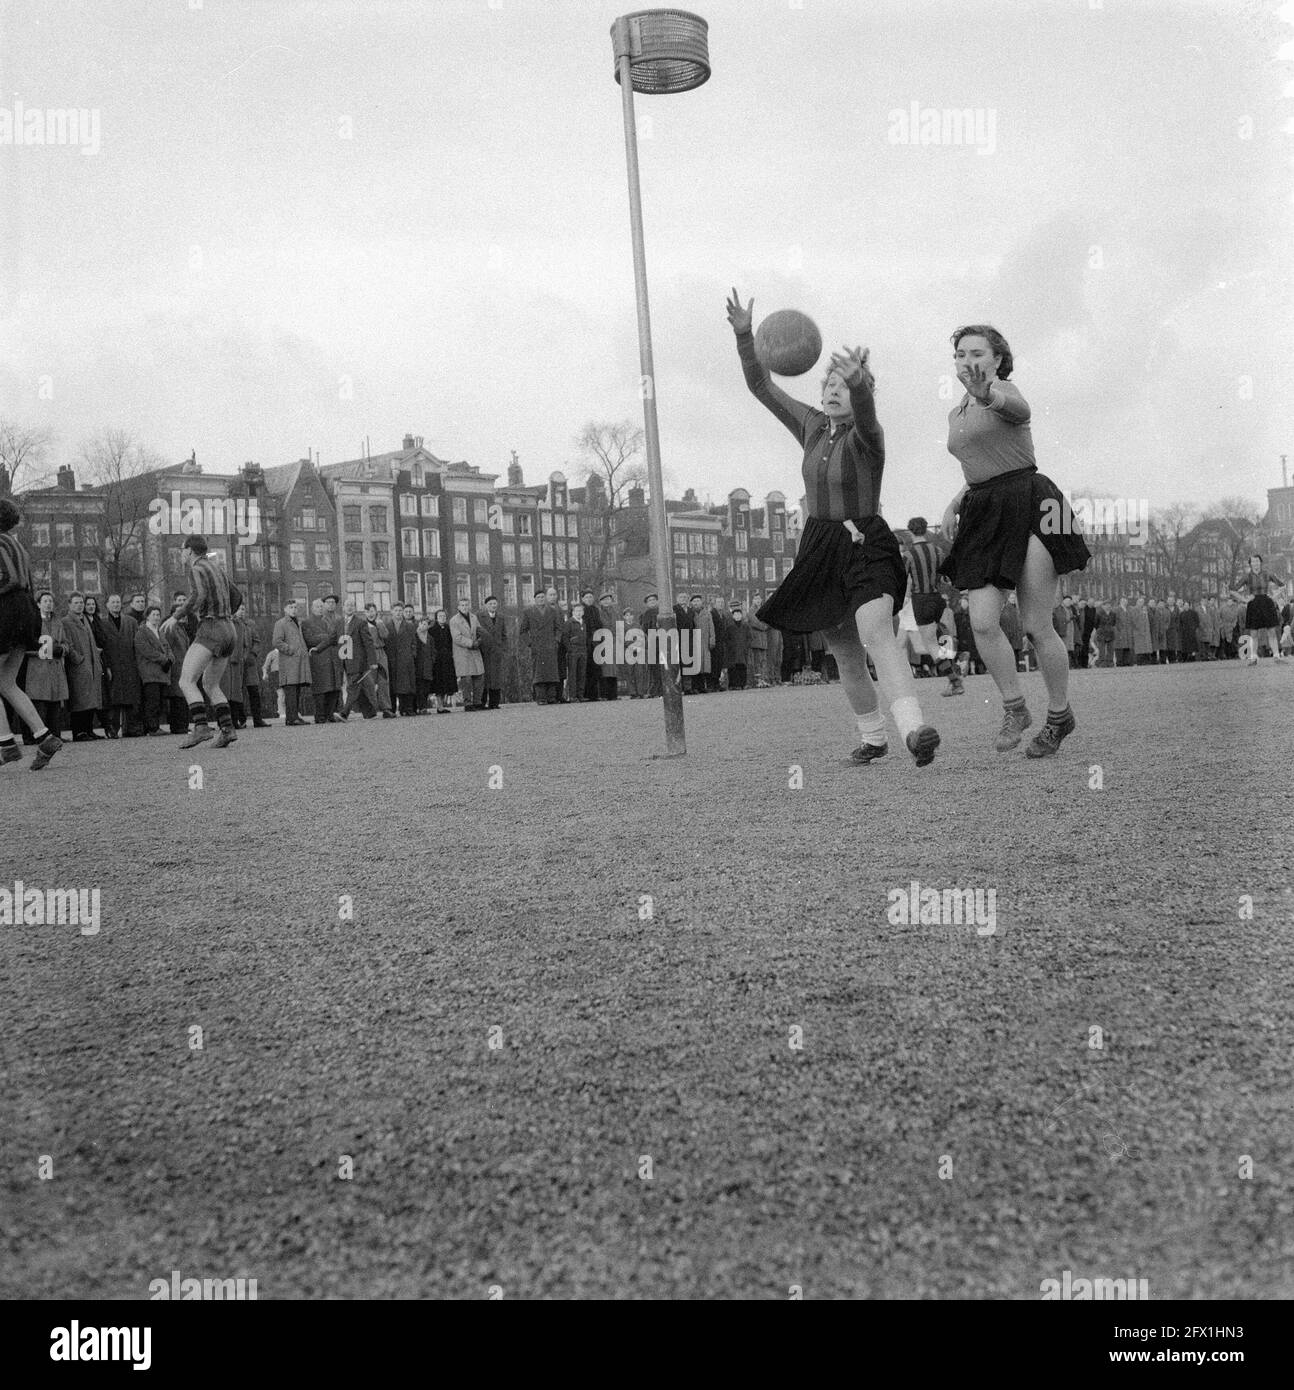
top-left (614, 18), bottom-right (686, 756)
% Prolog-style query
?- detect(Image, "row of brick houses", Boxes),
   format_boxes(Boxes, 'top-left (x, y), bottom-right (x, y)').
top-left (11, 436), bottom-right (1293, 617)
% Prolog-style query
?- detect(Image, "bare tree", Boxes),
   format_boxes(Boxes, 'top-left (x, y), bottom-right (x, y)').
top-left (78, 428), bottom-right (166, 595)
top-left (1148, 502), bottom-right (1203, 596)
top-left (0, 419), bottom-right (56, 495)
top-left (575, 420), bottom-right (647, 593)
top-left (1203, 496), bottom-right (1263, 584)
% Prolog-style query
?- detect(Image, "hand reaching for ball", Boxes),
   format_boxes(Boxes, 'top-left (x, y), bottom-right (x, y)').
top-left (726, 288), bottom-right (753, 335)
top-left (828, 346), bottom-right (872, 390)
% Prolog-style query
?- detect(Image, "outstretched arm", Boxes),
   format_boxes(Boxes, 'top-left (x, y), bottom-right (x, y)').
top-left (728, 288), bottom-right (814, 444)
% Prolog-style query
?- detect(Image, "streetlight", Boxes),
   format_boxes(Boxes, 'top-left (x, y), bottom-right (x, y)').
top-left (609, 10), bottom-right (710, 757)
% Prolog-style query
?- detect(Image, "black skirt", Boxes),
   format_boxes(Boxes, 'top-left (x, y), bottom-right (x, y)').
top-left (939, 465), bottom-right (1091, 592)
top-left (757, 515), bottom-right (906, 635)
top-left (1246, 594), bottom-right (1280, 629)
top-left (0, 589), bottom-right (41, 656)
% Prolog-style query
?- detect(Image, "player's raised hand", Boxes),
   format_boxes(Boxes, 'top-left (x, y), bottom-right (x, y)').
top-left (960, 361), bottom-right (993, 403)
top-left (726, 288), bottom-right (753, 335)
top-left (829, 345), bottom-right (870, 388)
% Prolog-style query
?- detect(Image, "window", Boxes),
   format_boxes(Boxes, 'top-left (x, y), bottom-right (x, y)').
top-left (343, 506), bottom-right (362, 534)
top-left (502, 541), bottom-right (516, 565)
top-left (568, 542), bottom-right (579, 570)
top-left (773, 532), bottom-right (784, 554)
top-left (674, 558), bottom-right (687, 582)
top-left (554, 514), bottom-right (566, 537)
top-left (520, 575), bottom-right (534, 605)
top-left (705, 535), bottom-right (718, 555)
top-left (403, 573), bottom-right (421, 606)
top-left (737, 557), bottom-right (748, 581)
top-left (424, 572), bottom-right (442, 611)
top-left (269, 551), bottom-right (280, 573)
top-left (423, 529), bottom-right (440, 558)
top-left (542, 542), bottom-right (554, 572)
top-left (541, 512), bottom-right (553, 536)
top-left (519, 543), bottom-right (533, 568)
top-left (736, 531), bottom-right (748, 552)
top-left (56, 522), bottom-right (74, 548)
top-left (515, 513), bottom-right (532, 536)
top-left (455, 573), bottom-right (470, 603)
top-left (452, 497), bottom-right (467, 524)
top-left (315, 543), bottom-right (332, 570)
top-left (371, 542), bottom-right (390, 570)
top-left (421, 494), bottom-right (439, 518)
top-left (344, 541), bottom-right (364, 571)
top-left (249, 549), bottom-right (264, 571)
top-left (400, 494), bottom-right (418, 517)
top-left (293, 582), bottom-right (310, 605)
top-left (704, 558), bottom-right (718, 580)
top-left (566, 515), bottom-right (577, 538)
top-left (368, 506), bottom-right (388, 535)
top-left (503, 575), bottom-right (517, 607)
top-left (81, 525), bottom-right (98, 547)
top-left (372, 581), bottom-right (392, 611)
top-left (475, 531), bottom-right (490, 563)
top-left (55, 559), bottom-right (75, 591)
top-left (779, 558), bottom-right (791, 579)
top-left (689, 557), bottom-right (704, 580)
top-left (293, 513), bottom-right (303, 531)
top-left (673, 531), bottom-right (687, 554)
top-left (79, 559), bottom-right (99, 590)
top-left (290, 541), bottom-right (307, 570)
top-left (302, 507), bottom-right (316, 531)
top-left (455, 532), bottom-right (470, 563)
top-left (410, 464), bottom-right (424, 488)
top-left (346, 581), bottom-right (366, 610)
top-left (686, 533), bottom-right (701, 554)
top-left (402, 528), bottom-right (420, 557)
top-left (735, 509), bottom-right (747, 529)
top-left (31, 523), bottom-right (49, 547)
top-left (472, 498), bottom-right (488, 525)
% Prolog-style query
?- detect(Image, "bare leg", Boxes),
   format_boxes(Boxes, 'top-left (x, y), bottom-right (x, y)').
top-left (0, 650), bottom-right (44, 737)
top-left (823, 619), bottom-right (880, 716)
top-left (968, 585), bottom-right (1021, 700)
top-left (179, 643), bottom-right (213, 704)
top-left (1017, 535), bottom-right (1069, 711)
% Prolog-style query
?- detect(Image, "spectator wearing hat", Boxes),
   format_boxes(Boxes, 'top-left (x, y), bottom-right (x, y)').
top-left (450, 597), bottom-right (486, 710)
top-left (564, 603), bottom-right (588, 701)
top-left (390, 603), bottom-right (419, 716)
top-left (580, 588), bottom-right (602, 700)
top-left (272, 597), bottom-right (311, 726)
top-left (26, 590), bottom-right (70, 738)
top-left (519, 587), bottom-right (562, 705)
top-left (726, 605), bottom-right (750, 689)
top-left (598, 591), bottom-right (620, 700)
top-left (477, 594), bottom-right (508, 710)
top-left (673, 592), bottom-right (696, 692)
top-left (746, 596), bottom-right (769, 686)
top-left (134, 603), bottom-right (172, 735)
top-left (689, 595), bottom-right (715, 693)
top-left (634, 593), bottom-right (660, 698)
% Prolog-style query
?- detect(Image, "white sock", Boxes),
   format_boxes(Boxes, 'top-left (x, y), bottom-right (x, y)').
top-left (890, 696), bottom-right (923, 741)
top-left (855, 710), bottom-right (886, 746)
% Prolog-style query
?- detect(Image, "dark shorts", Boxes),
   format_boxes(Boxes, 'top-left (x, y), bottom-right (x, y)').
top-left (1246, 595), bottom-right (1280, 630)
top-left (911, 591), bottom-right (945, 627)
top-left (192, 617), bottom-right (236, 659)
top-left (756, 515), bottom-right (905, 635)
top-left (940, 466), bottom-right (1091, 592)
top-left (0, 589), bottom-right (41, 656)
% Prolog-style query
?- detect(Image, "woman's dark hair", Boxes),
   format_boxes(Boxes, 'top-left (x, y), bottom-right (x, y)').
top-left (146, 604), bottom-right (162, 617)
top-left (951, 324), bottom-right (1013, 379)
top-left (0, 497), bottom-right (21, 533)
top-left (1249, 553), bottom-right (1263, 565)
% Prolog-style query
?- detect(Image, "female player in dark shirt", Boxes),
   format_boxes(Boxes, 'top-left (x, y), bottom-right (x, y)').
top-left (728, 289), bottom-right (939, 767)
top-left (1229, 555), bottom-right (1286, 666)
top-left (939, 325), bottom-right (1090, 757)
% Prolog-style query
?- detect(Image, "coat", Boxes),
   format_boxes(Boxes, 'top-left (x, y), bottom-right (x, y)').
top-left (1131, 604), bottom-right (1152, 656)
top-left (227, 613), bottom-right (247, 704)
top-left (449, 610), bottom-right (484, 678)
top-left (1113, 605), bottom-right (1132, 649)
top-left (582, 602), bottom-right (604, 671)
top-left (1149, 603), bottom-right (1168, 648)
top-left (389, 620), bottom-right (419, 695)
top-left (476, 609), bottom-right (508, 688)
top-left (302, 614), bottom-right (344, 694)
top-left (597, 602), bottom-right (619, 677)
top-left (133, 621), bottom-right (172, 687)
top-left (272, 615), bottom-right (312, 686)
top-left (746, 610), bottom-right (769, 652)
top-left (691, 606), bottom-right (715, 674)
top-left (518, 603), bottom-right (562, 683)
top-left (1198, 601), bottom-right (1219, 645)
top-left (562, 616), bottom-right (586, 652)
top-left (63, 612), bottom-right (104, 712)
top-left (25, 614), bottom-right (70, 702)
top-left (101, 611), bottom-right (143, 706)
top-left (1178, 607), bottom-right (1199, 656)
top-left (160, 615), bottom-right (190, 695)
top-left (242, 623), bottom-right (261, 688)
top-left (725, 617), bottom-right (750, 665)
top-left (430, 623), bottom-right (457, 695)
top-left (415, 631), bottom-right (436, 683)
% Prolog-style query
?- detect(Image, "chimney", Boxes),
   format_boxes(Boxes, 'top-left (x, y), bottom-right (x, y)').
top-left (403, 434), bottom-right (415, 451)
top-left (57, 465), bottom-right (76, 492)
top-left (414, 436), bottom-right (423, 449)
top-left (628, 483), bottom-right (645, 507)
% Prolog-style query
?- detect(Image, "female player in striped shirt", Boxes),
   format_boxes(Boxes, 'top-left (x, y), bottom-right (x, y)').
top-left (728, 289), bottom-right (940, 767)
top-left (939, 325), bottom-right (1090, 756)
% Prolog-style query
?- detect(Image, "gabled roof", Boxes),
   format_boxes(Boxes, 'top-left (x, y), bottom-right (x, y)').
top-left (261, 459), bottom-right (308, 498)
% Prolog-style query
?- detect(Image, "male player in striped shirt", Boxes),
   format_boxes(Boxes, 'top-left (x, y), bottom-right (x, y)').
top-left (177, 535), bottom-right (242, 749)
top-left (905, 517), bottom-right (963, 697)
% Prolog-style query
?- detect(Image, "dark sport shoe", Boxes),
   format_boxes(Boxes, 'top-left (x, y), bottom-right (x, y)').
top-left (0, 743), bottom-right (22, 766)
top-left (995, 703), bottom-right (1033, 751)
top-left (941, 676), bottom-right (965, 697)
top-left (1026, 709), bottom-right (1076, 758)
top-left (31, 734), bottom-right (63, 770)
top-left (179, 724), bottom-right (213, 749)
top-left (905, 725), bottom-right (940, 767)
top-left (847, 742), bottom-right (889, 764)
top-left (212, 727), bottom-right (238, 748)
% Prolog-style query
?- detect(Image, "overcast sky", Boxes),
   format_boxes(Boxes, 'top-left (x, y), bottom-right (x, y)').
top-left (1, 0), bottom-right (1289, 523)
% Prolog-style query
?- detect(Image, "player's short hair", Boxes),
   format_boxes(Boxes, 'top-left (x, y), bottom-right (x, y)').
top-left (37, 589), bottom-right (52, 602)
top-left (182, 534), bottom-right (208, 554)
top-left (907, 517), bottom-right (928, 536)
top-left (951, 324), bottom-right (1014, 379)
top-left (0, 498), bottom-right (21, 532)
top-left (69, 590), bottom-right (85, 601)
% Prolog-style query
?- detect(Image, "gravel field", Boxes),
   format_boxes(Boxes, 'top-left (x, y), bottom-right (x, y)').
top-left (2, 662), bottom-right (1292, 1300)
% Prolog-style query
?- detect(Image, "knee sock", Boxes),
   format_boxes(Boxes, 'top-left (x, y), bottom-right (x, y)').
top-left (215, 703), bottom-right (232, 731)
top-left (890, 696), bottom-right (923, 741)
top-left (855, 710), bottom-right (887, 747)
top-left (188, 700), bottom-right (207, 726)
top-left (1004, 693), bottom-right (1027, 714)
top-left (1045, 703), bottom-right (1072, 727)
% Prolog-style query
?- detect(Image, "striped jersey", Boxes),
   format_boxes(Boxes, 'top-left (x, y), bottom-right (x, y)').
top-left (906, 537), bottom-right (942, 594)
top-left (184, 554), bottom-right (239, 619)
top-left (0, 531), bottom-right (34, 598)
top-left (737, 329), bottom-right (884, 521)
